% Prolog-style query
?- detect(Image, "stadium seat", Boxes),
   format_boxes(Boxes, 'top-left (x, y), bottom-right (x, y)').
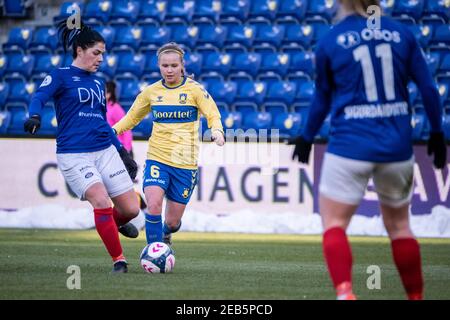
top-left (263, 102), bottom-right (287, 119)
top-left (380, 0), bottom-right (395, 16)
top-left (33, 54), bottom-right (62, 76)
top-left (243, 111), bottom-right (272, 131)
top-left (221, 0), bottom-right (250, 21)
top-left (424, 0), bottom-right (450, 21)
top-left (93, 25), bottom-right (116, 51)
top-left (253, 43), bottom-right (277, 54)
top-left (295, 81), bottom-right (315, 104)
top-left (272, 112), bottom-right (302, 137)
top-left (0, 55), bottom-right (7, 78)
top-left (83, 0), bottom-right (112, 24)
top-left (221, 111), bottom-right (242, 130)
top-left (184, 52), bottom-right (203, 77)
top-left (202, 52), bottom-right (233, 76)
top-left (306, 0), bottom-right (338, 22)
top-left (233, 101), bottom-right (258, 117)
top-left (256, 71), bottom-right (282, 87)
top-left (39, 103), bottom-right (57, 136)
top-left (0, 110), bottom-right (12, 134)
top-left (138, 0), bottom-right (167, 22)
top-left (166, 0), bottom-right (195, 22)
top-left (254, 24), bottom-right (285, 47)
top-left (207, 81), bottom-right (237, 105)
top-left (29, 26), bottom-right (59, 51)
top-left (3, 0), bottom-right (29, 17)
top-left (265, 81), bottom-right (297, 105)
top-left (406, 24), bottom-right (433, 48)
top-left (392, 0), bottom-right (424, 22)
top-left (443, 112), bottom-right (450, 140)
top-left (226, 25), bottom-right (256, 47)
top-left (408, 82), bottom-right (418, 106)
top-left (438, 83), bottom-right (449, 105)
top-left (115, 74), bottom-right (141, 103)
top-left (116, 51), bottom-right (145, 78)
top-left (249, 0), bottom-right (279, 20)
top-left (141, 25), bottom-right (171, 47)
top-left (431, 25), bottom-right (450, 45)
top-left (132, 113), bottom-right (153, 138)
top-left (308, 18), bottom-right (332, 43)
top-left (411, 112), bottom-right (428, 141)
top-left (5, 53), bottom-right (34, 78)
top-left (283, 24), bottom-right (314, 49)
top-left (289, 51), bottom-right (315, 77)
top-left (223, 43), bottom-right (248, 54)
top-left (276, 0), bottom-right (307, 21)
top-left (193, 0), bottom-right (222, 22)
top-left (260, 52), bottom-right (290, 77)
top-left (4, 77), bottom-right (35, 104)
top-left (109, 0), bottom-right (140, 23)
top-left (232, 52), bottom-right (262, 77)
top-left (5, 104), bottom-right (28, 135)
top-left (438, 54), bottom-right (450, 74)
top-left (197, 24), bottom-right (227, 47)
top-left (235, 81), bottom-right (267, 105)
top-left (0, 82), bottom-right (10, 109)
top-left (167, 24), bottom-right (199, 49)
top-left (3, 27), bottom-right (33, 51)
top-left (112, 25), bottom-right (143, 51)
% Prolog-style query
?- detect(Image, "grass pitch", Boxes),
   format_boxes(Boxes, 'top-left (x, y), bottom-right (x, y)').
top-left (0, 229), bottom-right (449, 300)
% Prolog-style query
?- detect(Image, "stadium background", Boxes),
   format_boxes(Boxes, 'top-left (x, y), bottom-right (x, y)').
top-left (0, 0), bottom-right (449, 237)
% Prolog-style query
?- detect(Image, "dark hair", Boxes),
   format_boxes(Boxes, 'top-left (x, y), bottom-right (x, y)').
top-left (57, 20), bottom-right (105, 59)
top-left (106, 81), bottom-right (117, 103)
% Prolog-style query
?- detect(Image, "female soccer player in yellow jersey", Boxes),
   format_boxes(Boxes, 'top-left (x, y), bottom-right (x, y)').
top-left (113, 42), bottom-right (225, 245)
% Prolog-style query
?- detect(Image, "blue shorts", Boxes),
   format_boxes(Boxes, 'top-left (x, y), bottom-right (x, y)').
top-left (143, 160), bottom-right (198, 205)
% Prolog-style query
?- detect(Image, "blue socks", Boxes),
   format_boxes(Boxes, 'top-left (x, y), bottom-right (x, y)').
top-left (163, 221), bottom-right (182, 235)
top-left (145, 213), bottom-right (162, 244)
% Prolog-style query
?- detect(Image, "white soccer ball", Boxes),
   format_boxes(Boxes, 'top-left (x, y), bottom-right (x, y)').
top-left (140, 242), bottom-right (175, 274)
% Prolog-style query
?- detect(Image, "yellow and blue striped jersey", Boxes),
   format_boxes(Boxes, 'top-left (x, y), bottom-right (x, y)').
top-left (113, 77), bottom-right (223, 169)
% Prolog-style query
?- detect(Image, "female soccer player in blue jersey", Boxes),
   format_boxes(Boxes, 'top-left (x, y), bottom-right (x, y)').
top-left (113, 42), bottom-right (225, 247)
top-left (290, 0), bottom-right (447, 300)
top-left (24, 21), bottom-right (140, 273)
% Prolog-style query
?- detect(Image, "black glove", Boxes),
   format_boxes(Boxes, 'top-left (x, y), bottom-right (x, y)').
top-left (427, 131), bottom-right (447, 169)
top-left (288, 136), bottom-right (312, 164)
top-left (24, 115), bottom-right (41, 135)
top-left (118, 147), bottom-right (138, 180)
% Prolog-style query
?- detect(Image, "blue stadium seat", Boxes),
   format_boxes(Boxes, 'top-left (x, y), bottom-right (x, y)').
top-left (0, 110), bottom-right (12, 134)
top-left (141, 25), bottom-right (171, 47)
top-left (411, 112), bottom-right (428, 141)
top-left (243, 111), bottom-right (272, 131)
top-left (53, 2), bottom-right (84, 23)
top-left (142, 51), bottom-right (159, 74)
top-left (254, 25), bottom-right (285, 47)
top-left (39, 103), bottom-right (57, 136)
top-left (438, 54), bottom-right (450, 74)
top-left (221, 0), bottom-right (250, 21)
top-left (263, 102), bottom-right (287, 119)
top-left (33, 54), bottom-right (63, 76)
top-left (424, 0), bottom-right (450, 21)
top-left (5, 53), bottom-right (34, 78)
top-left (208, 81), bottom-right (237, 105)
top-left (115, 74), bottom-right (141, 103)
top-left (132, 113), bottom-right (153, 138)
top-left (393, 0), bottom-right (424, 22)
top-left (222, 111), bottom-right (242, 130)
top-left (116, 52), bottom-right (145, 78)
top-left (202, 52), bottom-right (233, 76)
top-left (235, 81), bottom-right (267, 105)
top-left (289, 51), bottom-right (315, 77)
top-left (194, 0), bottom-right (222, 22)
top-left (272, 112), bottom-right (302, 137)
top-left (223, 43), bottom-right (249, 54)
top-left (443, 112), bottom-right (450, 140)
top-left (286, 71), bottom-right (312, 89)
top-left (110, 0), bottom-right (140, 23)
top-left (380, 0), bottom-right (395, 16)
top-left (438, 82), bottom-right (449, 105)
top-left (291, 104), bottom-right (310, 124)
top-left (407, 24), bottom-right (433, 48)
top-left (138, 0), bottom-right (167, 22)
top-left (309, 19), bottom-right (332, 43)
top-left (197, 24), bottom-right (227, 47)
top-left (425, 52), bottom-right (441, 75)
top-left (3, 27), bottom-right (33, 51)
top-left (232, 52), bottom-right (262, 77)
top-left (295, 81), bottom-right (315, 104)
top-left (112, 25), bottom-right (143, 51)
top-left (276, 0), bottom-right (307, 21)
top-left (256, 71), bottom-right (282, 87)
top-left (249, 0), bottom-right (279, 20)
top-left (0, 83), bottom-right (10, 109)
top-left (226, 25), bottom-right (256, 47)
top-left (307, 0), bottom-right (338, 22)
top-left (408, 82), bottom-right (418, 106)
top-left (3, 0), bottom-right (29, 17)
top-left (233, 101), bottom-right (258, 117)
top-left (5, 77), bottom-right (35, 104)
top-left (184, 52), bottom-right (203, 77)
top-left (166, 0), bottom-right (195, 22)
top-left (283, 24), bottom-right (313, 49)
top-left (93, 25), bottom-right (116, 51)
top-left (6, 104), bottom-right (28, 135)
top-left (30, 26), bottom-right (59, 51)
top-left (260, 52), bottom-right (290, 77)
top-left (431, 25), bottom-right (450, 45)
top-left (167, 24), bottom-right (199, 49)
top-left (0, 55), bottom-right (7, 78)
top-left (83, 0), bottom-right (112, 24)
top-left (265, 81), bottom-right (297, 105)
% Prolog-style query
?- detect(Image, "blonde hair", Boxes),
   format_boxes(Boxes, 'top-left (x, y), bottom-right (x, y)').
top-left (339, 0), bottom-right (381, 17)
top-left (156, 42), bottom-right (194, 79)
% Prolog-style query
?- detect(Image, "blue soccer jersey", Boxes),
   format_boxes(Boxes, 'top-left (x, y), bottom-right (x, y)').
top-left (29, 65), bottom-right (120, 153)
top-left (302, 14), bottom-right (443, 162)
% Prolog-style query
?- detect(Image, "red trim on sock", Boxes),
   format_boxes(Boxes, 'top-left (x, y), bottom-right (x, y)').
top-left (391, 238), bottom-right (424, 300)
top-left (323, 227), bottom-right (353, 289)
top-left (94, 207), bottom-right (123, 261)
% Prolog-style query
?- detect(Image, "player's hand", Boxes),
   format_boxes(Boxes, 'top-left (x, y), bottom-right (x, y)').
top-left (118, 147), bottom-right (138, 180)
top-left (211, 129), bottom-right (225, 146)
top-left (288, 136), bottom-right (312, 164)
top-left (427, 131), bottom-right (447, 169)
top-left (24, 115), bottom-right (41, 135)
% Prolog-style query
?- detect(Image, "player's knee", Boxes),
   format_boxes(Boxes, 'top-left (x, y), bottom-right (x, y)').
top-left (89, 196), bottom-right (111, 209)
top-left (147, 201), bottom-right (163, 214)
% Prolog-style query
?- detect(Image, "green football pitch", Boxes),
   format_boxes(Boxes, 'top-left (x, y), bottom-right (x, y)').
top-left (0, 229), bottom-right (449, 300)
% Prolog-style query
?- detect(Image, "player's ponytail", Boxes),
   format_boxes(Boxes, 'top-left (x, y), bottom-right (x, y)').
top-left (339, 0), bottom-right (381, 17)
top-left (157, 42), bottom-right (194, 79)
top-left (57, 20), bottom-right (105, 58)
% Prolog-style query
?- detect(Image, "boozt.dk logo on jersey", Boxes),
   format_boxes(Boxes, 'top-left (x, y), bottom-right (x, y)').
top-left (179, 93), bottom-right (188, 104)
top-left (77, 79), bottom-right (106, 108)
top-left (337, 31), bottom-right (361, 49)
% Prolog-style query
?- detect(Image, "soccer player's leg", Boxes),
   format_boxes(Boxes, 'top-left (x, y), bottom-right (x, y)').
top-left (111, 190), bottom-right (140, 238)
top-left (143, 160), bottom-right (169, 244)
top-left (375, 158), bottom-right (423, 300)
top-left (163, 166), bottom-right (198, 245)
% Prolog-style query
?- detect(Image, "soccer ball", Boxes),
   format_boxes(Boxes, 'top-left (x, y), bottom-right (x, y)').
top-left (140, 242), bottom-right (175, 274)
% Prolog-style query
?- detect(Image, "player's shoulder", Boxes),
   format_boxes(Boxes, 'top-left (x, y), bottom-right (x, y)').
top-left (185, 78), bottom-right (206, 92)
